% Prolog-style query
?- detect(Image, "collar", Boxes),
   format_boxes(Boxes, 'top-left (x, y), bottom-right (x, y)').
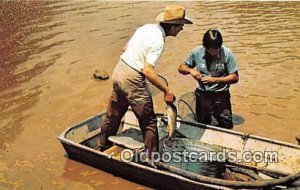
top-left (216, 50), bottom-right (221, 60)
top-left (204, 47), bottom-right (222, 60)
top-left (157, 24), bottom-right (166, 41)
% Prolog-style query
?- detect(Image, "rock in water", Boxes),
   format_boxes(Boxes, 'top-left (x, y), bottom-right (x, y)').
top-left (93, 69), bottom-right (109, 80)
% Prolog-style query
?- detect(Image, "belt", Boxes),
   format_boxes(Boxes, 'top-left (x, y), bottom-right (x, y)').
top-left (120, 59), bottom-right (141, 73)
top-left (195, 88), bottom-right (229, 95)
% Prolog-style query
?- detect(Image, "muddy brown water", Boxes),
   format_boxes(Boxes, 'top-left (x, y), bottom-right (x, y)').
top-left (0, 1), bottom-right (299, 189)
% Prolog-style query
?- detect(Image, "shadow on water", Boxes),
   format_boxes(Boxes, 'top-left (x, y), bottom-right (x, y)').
top-left (210, 113), bottom-right (245, 127)
top-left (232, 113), bottom-right (245, 126)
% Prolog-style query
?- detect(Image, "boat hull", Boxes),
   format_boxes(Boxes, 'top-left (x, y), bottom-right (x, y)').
top-left (58, 112), bottom-right (228, 190)
top-left (58, 111), bottom-right (300, 189)
top-left (60, 137), bottom-right (226, 190)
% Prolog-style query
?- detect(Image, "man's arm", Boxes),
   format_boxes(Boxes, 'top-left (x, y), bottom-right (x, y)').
top-left (142, 62), bottom-right (175, 104)
top-left (178, 63), bottom-right (202, 80)
top-left (201, 71), bottom-right (239, 84)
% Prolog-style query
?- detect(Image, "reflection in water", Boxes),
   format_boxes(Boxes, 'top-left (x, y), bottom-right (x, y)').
top-left (0, 1), bottom-right (64, 90)
top-left (0, 1), bottom-right (299, 190)
top-left (0, 1), bottom-right (66, 147)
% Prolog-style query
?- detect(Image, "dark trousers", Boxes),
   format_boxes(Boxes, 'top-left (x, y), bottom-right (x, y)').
top-left (99, 60), bottom-right (158, 153)
top-left (195, 89), bottom-right (233, 129)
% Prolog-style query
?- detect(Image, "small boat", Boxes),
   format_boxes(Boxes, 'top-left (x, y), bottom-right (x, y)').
top-left (58, 108), bottom-right (300, 190)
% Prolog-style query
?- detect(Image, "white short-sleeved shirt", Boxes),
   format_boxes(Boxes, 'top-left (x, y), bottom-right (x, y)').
top-left (120, 24), bottom-right (166, 72)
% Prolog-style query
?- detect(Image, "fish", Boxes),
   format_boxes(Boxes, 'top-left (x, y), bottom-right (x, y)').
top-left (166, 103), bottom-right (177, 140)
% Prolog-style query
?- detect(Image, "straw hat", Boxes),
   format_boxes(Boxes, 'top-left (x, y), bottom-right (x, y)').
top-left (155, 5), bottom-right (193, 24)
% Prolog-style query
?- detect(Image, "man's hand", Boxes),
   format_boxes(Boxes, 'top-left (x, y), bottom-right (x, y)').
top-left (164, 91), bottom-right (176, 105)
top-left (190, 69), bottom-right (202, 81)
top-left (178, 63), bottom-right (202, 81)
top-left (201, 76), bottom-right (217, 84)
top-left (201, 72), bottom-right (239, 84)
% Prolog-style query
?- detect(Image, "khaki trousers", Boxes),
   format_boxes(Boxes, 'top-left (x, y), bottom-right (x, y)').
top-left (99, 59), bottom-right (158, 153)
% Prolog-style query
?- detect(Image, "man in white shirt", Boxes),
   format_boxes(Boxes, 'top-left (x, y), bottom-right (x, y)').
top-left (99, 5), bottom-right (193, 155)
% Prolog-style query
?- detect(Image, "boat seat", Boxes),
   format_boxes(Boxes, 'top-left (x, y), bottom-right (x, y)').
top-left (108, 136), bottom-right (144, 150)
top-left (103, 145), bottom-right (125, 160)
top-left (108, 127), bottom-right (144, 150)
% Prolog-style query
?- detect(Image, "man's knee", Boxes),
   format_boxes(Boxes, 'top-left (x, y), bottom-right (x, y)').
top-left (217, 111), bottom-right (233, 129)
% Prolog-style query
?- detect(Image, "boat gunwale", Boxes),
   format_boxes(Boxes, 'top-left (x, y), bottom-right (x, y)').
top-left (178, 118), bottom-right (300, 150)
top-left (57, 111), bottom-right (300, 150)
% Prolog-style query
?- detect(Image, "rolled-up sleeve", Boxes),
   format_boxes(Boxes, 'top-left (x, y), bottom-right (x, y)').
top-left (184, 51), bottom-right (196, 67)
top-left (226, 49), bottom-right (238, 74)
